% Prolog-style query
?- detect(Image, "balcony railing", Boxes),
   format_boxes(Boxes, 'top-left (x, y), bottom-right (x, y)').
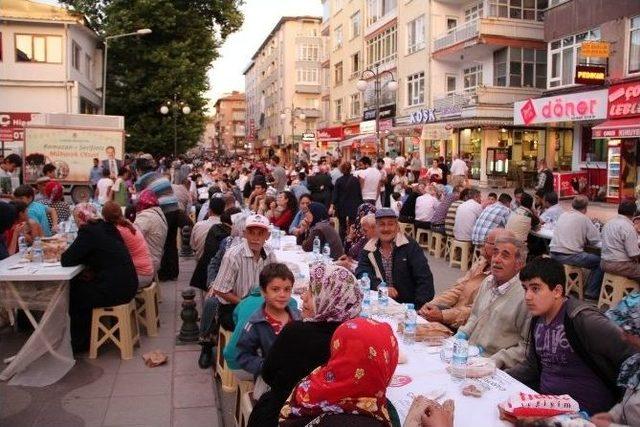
top-left (433, 91), bottom-right (476, 113)
top-left (433, 19), bottom-right (479, 52)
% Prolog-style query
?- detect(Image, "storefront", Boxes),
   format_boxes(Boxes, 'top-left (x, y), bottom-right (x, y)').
top-left (592, 80), bottom-right (640, 203)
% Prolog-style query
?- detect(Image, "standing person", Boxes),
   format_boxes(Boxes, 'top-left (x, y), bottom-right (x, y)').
top-left (87, 158), bottom-right (102, 188)
top-left (101, 145), bottom-right (122, 179)
top-left (549, 195), bottom-right (603, 300)
top-left (270, 156), bottom-right (287, 192)
top-left (507, 257), bottom-right (635, 415)
top-left (449, 154), bottom-right (468, 188)
top-left (0, 154), bottom-right (22, 196)
top-left (356, 208), bottom-right (435, 308)
top-left (329, 160), bottom-right (342, 185)
top-left (111, 168), bottom-right (130, 207)
top-left (600, 200), bottom-right (640, 281)
top-left (133, 190), bottom-right (168, 276)
top-left (61, 203), bottom-right (138, 352)
top-left (330, 162), bottom-right (363, 240)
top-left (535, 159), bottom-right (554, 196)
top-left (409, 151), bottom-right (422, 183)
top-left (307, 165), bottom-right (333, 208)
top-left (438, 156), bottom-right (449, 186)
top-left (95, 168), bottom-right (114, 205)
top-left (355, 156), bottom-right (381, 205)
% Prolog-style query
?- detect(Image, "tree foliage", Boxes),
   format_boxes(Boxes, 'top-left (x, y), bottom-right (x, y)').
top-left (60, 0), bottom-right (243, 155)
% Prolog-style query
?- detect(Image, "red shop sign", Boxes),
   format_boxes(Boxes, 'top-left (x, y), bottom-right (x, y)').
top-left (343, 124), bottom-right (360, 136)
top-left (0, 112), bottom-right (35, 143)
top-left (316, 126), bottom-right (344, 141)
top-left (608, 81), bottom-right (640, 119)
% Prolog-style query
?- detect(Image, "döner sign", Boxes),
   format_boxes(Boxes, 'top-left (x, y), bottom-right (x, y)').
top-left (513, 89), bottom-right (608, 125)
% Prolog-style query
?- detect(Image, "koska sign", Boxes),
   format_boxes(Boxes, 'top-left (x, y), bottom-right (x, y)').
top-left (409, 108), bottom-right (437, 124)
top-left (513, 89), bottom-right (608, 125)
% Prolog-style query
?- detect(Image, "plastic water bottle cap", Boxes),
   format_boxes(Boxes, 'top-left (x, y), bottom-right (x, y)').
top-left (455, 331), bottom-right (469, 340)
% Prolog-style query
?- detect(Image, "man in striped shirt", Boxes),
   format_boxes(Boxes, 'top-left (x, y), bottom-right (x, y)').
top-left (431, 185), bottom-right (462, 234)
top-left (211, 214), bottom-right (277, 330)
top-left (444, 188), bottom-right (470, 238)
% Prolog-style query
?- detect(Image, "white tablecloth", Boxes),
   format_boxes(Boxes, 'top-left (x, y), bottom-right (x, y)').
top-left (0, 254), bottom-right (83, 386)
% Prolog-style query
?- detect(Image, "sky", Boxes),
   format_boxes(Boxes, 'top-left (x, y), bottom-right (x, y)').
top-left (207, 0), bottom-right (323, 111)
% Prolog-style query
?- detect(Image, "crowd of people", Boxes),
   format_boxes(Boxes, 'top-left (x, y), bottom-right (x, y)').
top-left (0, 150), bottom-right (639, 427)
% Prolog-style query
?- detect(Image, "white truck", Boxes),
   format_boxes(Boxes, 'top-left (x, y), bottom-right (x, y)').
top-left (23, 113), bottom-right (125, 202)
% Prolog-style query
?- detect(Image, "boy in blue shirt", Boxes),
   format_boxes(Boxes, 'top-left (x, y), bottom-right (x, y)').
top-left (14, 185), bottom-right (57, 237)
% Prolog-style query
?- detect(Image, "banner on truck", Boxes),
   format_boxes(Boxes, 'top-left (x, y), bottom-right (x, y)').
top-left (24, 127), bottom-right (124, 183)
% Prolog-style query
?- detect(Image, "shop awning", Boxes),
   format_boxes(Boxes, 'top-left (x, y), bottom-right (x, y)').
top-left (592, 118), bottom-right (640, 138)
top-left (339, 134), bottom-right (377, 148)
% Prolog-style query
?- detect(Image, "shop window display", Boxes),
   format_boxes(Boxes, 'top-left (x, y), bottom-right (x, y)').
top-left (551, 129), bottom-right (573, 171)
top-left (459, 128), bottom-right (482, 180)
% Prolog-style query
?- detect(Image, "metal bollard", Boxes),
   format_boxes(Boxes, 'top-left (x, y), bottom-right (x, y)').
top-left (179, 225), bottom-right (194, 257)
top-left (176, 288), bottom-right (200, 343)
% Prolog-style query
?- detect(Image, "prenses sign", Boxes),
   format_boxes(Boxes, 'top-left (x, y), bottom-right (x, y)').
top-left (608, 81), bottom-right (640, 119)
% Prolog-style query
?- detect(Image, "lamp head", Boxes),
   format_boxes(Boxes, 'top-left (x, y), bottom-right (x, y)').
top-left (182, 106), bottom-right (191, 115)
top-left (356, 79), bottom-right (368, 92)
top-left (387, 80), bottom-right (399, 92)
top-left (160, 105), bottom-right (169, 115)
top-left (137, 28), bottom-right (152, 35)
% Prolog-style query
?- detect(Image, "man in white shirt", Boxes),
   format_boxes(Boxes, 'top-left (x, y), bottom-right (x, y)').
top-left (600, 199), bottom-right (640, 281)
top-left (449, 154), bottom-right (469, 188)
top-left (95, 168), bottom-right (114, 205)
top-left (453, 188), bottom-right (482, 241)
top-left (355, 156), bottom-right (381, 204)
top-left (394, 154), bottom-right (406, 168)
top-left (414, 184), bottom-right (440, 231)
top-left (539, 191), bottom-right (564, 224)
top-left (190, 197), bottom-right (225, 260)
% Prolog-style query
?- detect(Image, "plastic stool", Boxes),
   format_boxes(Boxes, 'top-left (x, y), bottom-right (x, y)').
top-left (234, 380), bottom-right (254, 427)
top-left (598, 273), bottom-right (640, 311)
top-left (415, 228), bottom-right (431, 250)
top-left (399, 222), bottom-right (415, 239)
top-left (430, 232), bottom-right (446, 258)
top-left (472, 245), bottom-right (483, 265)
top-left (449, 239), bottom-right (473, 271)
top-left (215, 327), bottom-right (237, 392)
top-left (564, 265), bottom-right (586, 300)
top-left (444, 236), bottom-right (452, 261)
top-left (428, 231), bottom-right (441, 256)
top-left (135, 282), bottom-right (160, 336)
top-left (90, 300), bottom-right (140, 360)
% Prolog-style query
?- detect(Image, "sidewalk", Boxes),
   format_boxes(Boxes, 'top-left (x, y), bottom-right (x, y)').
top-left (0, 258), bottom-right (221, 427)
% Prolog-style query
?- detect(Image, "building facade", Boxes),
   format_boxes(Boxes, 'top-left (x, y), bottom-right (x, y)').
top-left (213, 91), bottom-right (246, 155)
top-left (243, 16), bottom-right (323, 160)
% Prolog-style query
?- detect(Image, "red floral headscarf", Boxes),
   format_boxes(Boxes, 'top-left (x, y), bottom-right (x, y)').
top-left (135, 189), bottom-right (159, 212)
top-left (73, 203), bottom-right (99, 227)
top-left (44, 181), bottom-right (64, 202)
top-left (280, 318), bottom-right (399, 425)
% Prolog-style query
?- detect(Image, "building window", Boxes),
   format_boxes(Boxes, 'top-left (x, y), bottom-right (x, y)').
top-left (297, 68), bottom-right (319, 84)
top-left (72, 41), bottom-right (81, 70)
top-left (298, 43), bottom-right (320, 61)
top-left (446, 18), bottom-right (458, 32)
top-left (334, 98), bottom-right (343, 121)
top-left (494, 47), bottom-right (546, 88)
top-left (349, 93), bottom-right (361, 118)
top-left (80, 98), bottom-right (98, 114)
top-left (0, 33), bottom-right (3, 61)
top-left (406, 72), bottom-right (425, 106)
top-left (489, 0), bottom-right (547, 21)
top-left (630, 16), bottom-right (640, 74)
top-left (351, 51), bottom-right (361, 77)
top-left (334, 0), bottom-right (344, 13)
top-left (334, 25), bottom-right (343, 50)
top-left (322, 0), bottom-right (330, 22)
top-left (548, 28), bottom-right (602, 88)
top-left (351, 11), bottom-right (361, 38)
top-left (463, 65), bottom-right (482, 92)
top-left (366, 24), bottom-right (397, 68)
top-left (406, 15), bottom-right (425, 54)
top-left (334, 61), bottom-right (343, 86)
top-left (366, 0), bottom-right (397, 27)
top-left (446, 75), bottom-right (456, 94)
top-left (85, 54), bottom-right (92, 80)
top-left (15, 34), bottom-right (62, 63)
top-left (464, 2), bottom-right (483, 21)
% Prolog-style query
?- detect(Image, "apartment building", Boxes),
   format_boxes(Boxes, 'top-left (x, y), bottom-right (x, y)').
top-left (0, 0), bottom-right (104, 154)
top-left (213, 91), bottom-right (246, 155)
top-left (511, 0), bottom-right (640, 202)
top-left (243, 16), bottom-right (323, 160)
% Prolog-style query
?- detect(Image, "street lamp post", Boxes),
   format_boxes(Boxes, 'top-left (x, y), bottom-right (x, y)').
top-left (280, 104), bottom-right (306, 162)
top-left (357, 65), bottom-right (398, 155)
top-left (102, 28), bottom-right (152, 114)
top-left (160, 94), bottom-right (191, 158)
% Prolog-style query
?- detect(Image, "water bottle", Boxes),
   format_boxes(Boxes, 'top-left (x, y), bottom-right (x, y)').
top-left (360, 281), bottom-right (371, 318)
top-left (18, 233), bottom-right (27, 256)
top-left (32, 237), bottom-right (43, 263)
top-left (312, 236), bottom-right (321, 256)
top-left (378, 280), bottom-right (389, 308)
top-left (322, 243), bottom-right (331, 260)
top-left (450, 336), bottom-right (469, 382)
top-left (271, 227), bottom-right (281, 250)
top-left (403, 303), bottom-right (416, 345)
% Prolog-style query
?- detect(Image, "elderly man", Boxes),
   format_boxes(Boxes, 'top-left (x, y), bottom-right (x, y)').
top-left (210, 214), bottom-right (277, 330)
top-left (549, 195), bottom-right (602, 300)
top-left (418, 228), bottom-right (506, 330)
top-left (355, 208), bottom-right (434, 308)
top-left (600, 199), bottom-right (640, 281)
top-left (456, 233), bottom-right (531, 369)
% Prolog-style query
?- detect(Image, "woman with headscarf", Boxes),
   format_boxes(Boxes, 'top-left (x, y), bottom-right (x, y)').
top-left (300, 202), bottom-right (344, 260)
top-left (279, 317), bottom-right (400, 427)
top-left (592, 293), bottom-right (640, 427)
top-left (133, 189), bottom-right (168, 275)
top-left (102, 201), bottom-right (154, 288)
top-left (343, 203), bottom-right (377, 258)
top-left (248, 262), bottom-right (363, 426)
top-left (61, 203), bottom-right (138, 352)
top-left (42, 180), bottom-right (70, 223)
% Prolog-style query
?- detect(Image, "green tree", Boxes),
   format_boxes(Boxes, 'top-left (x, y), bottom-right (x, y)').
top-left (61, 0), bottom-right (243, 155)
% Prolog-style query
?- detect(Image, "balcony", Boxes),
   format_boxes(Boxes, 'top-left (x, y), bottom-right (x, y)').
top-left (365, 9), bottom-right (397, 37)
top-left (295, 84), bottom-right (321, 94)
top-left (434, 85), bottom-right (545, 116)
top-left (432, 17), bottom-right (544, 63)
top-left (299, 108), bottom-right (321, 119)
